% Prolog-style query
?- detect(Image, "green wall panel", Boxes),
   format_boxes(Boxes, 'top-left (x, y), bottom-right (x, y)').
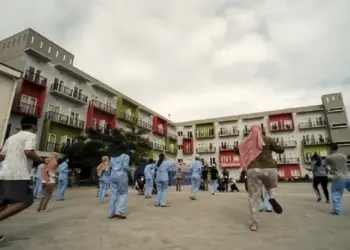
top-left (303, 145), bottom-right (329, 153)
top-left (195, 123), bottom-right (215, 133)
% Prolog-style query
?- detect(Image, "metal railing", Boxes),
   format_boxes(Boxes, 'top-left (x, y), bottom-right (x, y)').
top-left (302, 137), bottom-right (330, 146)
top-left (153, 143), bottom-right (165, 151)
top-left (12, 102), bottom-right (41, 117)
top-left (270, 124), bottom-right (294, 132)
top-left (277, 140), bottom-right (297, 147)
top-left (46, 111), bottom-right (85, 129)
top-left (196, 132), bottom-right (215, 138)
top-left (90, 99), bottom-right (116, 115)
top-left (120, 111), bottom-right (137, 123)
top-left (196, 147), bottom-right (216, 153)
top-left (299, 120), bottom-right (327, 129)
top-left (218, 129), bottom-right (240, 136)
top-left (137, 119), bottom-right (152, 130)
top-left (275, 157), bottom-right (300, 164)
top-left (24, 69), bottom-right (47, 86)
top-left (51, 83), bottom-right (88, 103)
top-left (219, 145), bottom-right (236, 151)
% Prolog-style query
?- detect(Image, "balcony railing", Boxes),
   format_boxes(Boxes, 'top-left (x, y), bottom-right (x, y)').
top-left (196, 132), bottom-right (215, 139)
top-left (243, 128), bottom-right (266, 135)
top-left (270, 124), bottom-right (294, 132)
top-left (120, 111), bottom-right (137, 123)
top-left (219, 145), bottom-right (236, 151)
top-left (183, 148), bottom-right (194, 154)
top-left (218, 129), bottom-right (240, 137)
top-left (90, 100), bottom-right (116, 115)
top-left (196, 147), bottom-right (216, 153)
top-left (12, 102), bottom-right (41, 117)
top-left (45, 142), bottom-right (72, 153)
top-left (298, 120), bottom-right (327, 130)
top-left (153, 143), bottom-right (165, 151)
top-left (168, 132), bottom-right (177, 140)
top-left (137, 119), bottom-right (152, 130)
top-left (166, 147), bottom-right (177, 154)
top-left (275, 157), bottom-right (300, 164)
top-left (50, 83), bottom-right (88, 104)
top-left (89, 125), bottom-right (113, 135)
top-left (183, 135), bottom-right (193, 139)
top-left (139, 139), bottom-right (153, 149)
top-left (302, 137), bottom-right (330, 146)
top-left (277, 140), bottom-right (297, 148)
top-left (24, 69), bottom-right (47, 87)
top-left (46, 111), bottom-right (85, 129)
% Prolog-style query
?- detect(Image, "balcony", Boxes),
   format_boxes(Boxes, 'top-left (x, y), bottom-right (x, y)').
top-left (90, 99), bottom-right (116, 116)
top-left (298, 120), bottom-right (327, 130)
top-left (139, 138), bottom-right (153, 149)
top-left (218, 129), bottom-right (240, 137)
top-left (302, 137), bottom-right (331, 146)
top-left (168, 132), bottom-right (177, 140)
top-left (183, 135), bottom-right (193, 140)
top-left (12, 102), bottom-right (41, 117)
top-left (88, 125), bottom-right (113, 135)
top-left (196, 132), bottom-right (215, 139)
top-left (45, 142), bottom-right (72, 153)
top-left (120, 111), bottom-right (137, 124)
top-left (153, 143), bottom-right (165, 151)
top-left (183, 147), bottom-right (194, 154)
top-left (24, 69), bottom-right (47, 87)
top-left (137, 119), bottom-right (152, 130)
top-left (277, 140), bottom-right (297, 148)
top-left (196, 147), bottom-right (216, 153)
top-left (275, 157), bottom-right (300, 165)
top-left (155, 127), bottom-right (165, 136)
top-left (46, 111), bottom-right (85, 129)
top-left (219, 145), bottom-right (236, 151)
top-left (270, 123), bottom-right (294, 132)
top-left (166, 147), bottom-right (177, 155)
top-left (50, 83), bottom-right (88, 105)
top-left (243, 127), bottom-right (266, 136)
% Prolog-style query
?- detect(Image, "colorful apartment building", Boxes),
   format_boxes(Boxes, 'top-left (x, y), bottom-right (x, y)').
top-left (0, 29), bottom-right (175, 160)
top-left (176, 95), bottom-right (350, 180)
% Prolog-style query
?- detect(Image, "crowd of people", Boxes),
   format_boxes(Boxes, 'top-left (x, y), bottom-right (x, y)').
top-left (0, 116), bottom-right (349, 244)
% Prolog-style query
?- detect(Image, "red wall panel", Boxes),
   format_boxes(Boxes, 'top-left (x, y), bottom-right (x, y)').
top-left (268, 113), bottom-right (294, 131)
top-left (182, 138), bottom-right (193, 153)
top-left (219, 151), bottom-right (240, 168)
top-left (278, 164), bottom-right (301, 179)
top-left (20, 81), bottom-right (47, 116)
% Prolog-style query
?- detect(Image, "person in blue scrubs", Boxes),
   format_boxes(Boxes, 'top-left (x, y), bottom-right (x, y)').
top-left (97, 156), bottom-right (110, 204)
top-left (144, 159), bottom-right (155, 199)
top-left (56, 159), bottom-right (69, 201)
top-left (109, 144), bottom-right (130, 219)
top-left (34, 163), bottom-right (45, 199)
top-left (189, 154), bottom-right (203, 200)
top-left (155, 153), bottom-right (174, 207)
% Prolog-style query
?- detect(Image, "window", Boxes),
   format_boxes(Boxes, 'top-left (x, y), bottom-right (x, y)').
top-left (326, 97), bottom-right (329, 102)
top-left (48, 104), bottom-right (60, 113)
top-left (2, 43), bottom-right (5, 50)
top-left (91, 95), bottom-right (99, 101)
top-left (20, 95), bottom-right (37, 115)
top-left (56, 51), bottom-right (59, 57)
top-left (7, 41), bottom-right (10, 48)
top-left (63, 55), bottom-right (66, 61)
top-left (177, 159), bottom-right (183, 163)
top-left (31, 36), bottom-right (35, 44)
top-left (328, 107), bottom-right (344, 113)
top-left (178, 145), bottom-right (183, 150)
top-left (69, 58), bottom-right (72, 64)
top-left (40, 41), bottom-right (43, 48)
top-left (178, 131), bottom-right (183, 136)
top-left (71, 111), bottom-right (80, 121)
top-left (210, 157), bottom-right (216, 165)
top-left (332, 96), bottom-right (335, 101)
top-left (23, 34), bottom-right (26, 41)
top-left (18, 36), bottom-right (21, 44)
top-left (48, 46), bottom-right (51, 53)
top-left (331, 123), bottom-right (348, 128)
top-left (47, 134), bottom-right (57, 151)
top-left (12, 39), bottom-right (15, 46)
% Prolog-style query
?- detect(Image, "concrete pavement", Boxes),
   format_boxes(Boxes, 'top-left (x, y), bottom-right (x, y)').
top-left (1, 183), bottom-right (349, 250)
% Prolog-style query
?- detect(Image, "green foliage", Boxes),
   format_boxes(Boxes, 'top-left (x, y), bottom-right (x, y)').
top-left (61, 127), bottom-right (153, 171)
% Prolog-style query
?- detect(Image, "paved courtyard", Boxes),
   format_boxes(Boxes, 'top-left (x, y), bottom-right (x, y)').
top-left (1, 183), bottom-right (350, 250)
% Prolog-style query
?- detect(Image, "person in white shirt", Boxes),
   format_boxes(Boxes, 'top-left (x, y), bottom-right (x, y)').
top-left (0, 116), bottom-right (43, 242)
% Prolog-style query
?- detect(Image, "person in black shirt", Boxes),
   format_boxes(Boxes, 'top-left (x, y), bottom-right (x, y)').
top-left (222, 169), bottom-right (229, 192)
top-left (202, 167), bottom-right (209, 191)
top-left (210, 166), bottom-right (219, 195)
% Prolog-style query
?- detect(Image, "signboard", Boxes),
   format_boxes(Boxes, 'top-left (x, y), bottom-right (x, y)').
top-left (219, 152), bottom-right (240, 168)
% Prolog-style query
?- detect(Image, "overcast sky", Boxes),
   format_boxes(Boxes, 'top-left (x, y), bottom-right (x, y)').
top-left (1, 0), bottom-right (350, 122)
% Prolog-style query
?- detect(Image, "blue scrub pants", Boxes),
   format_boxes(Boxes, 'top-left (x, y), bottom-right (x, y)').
top-left (98, 179), bottom-right (109, 202)
top-left (191, 176), bottom-right (201, 197)
top-left (155, 180), bottom-right (169, 206)
top-left (34, 177), bottom-right (42, 198)
top-left (210, 179), bottom-right (217, 193)
top-left (145, 178), bottom-right (153, 197)
top-left (56, 179), bottom-right (68, 200)
top-left (260, 188), bottom-right (272, 211)
top-left (109, 176), bottom-right (128, 216)
top-left (331, 179), bottom-right (350, 215)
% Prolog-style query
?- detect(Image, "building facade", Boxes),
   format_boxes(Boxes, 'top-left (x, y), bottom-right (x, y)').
top-left (0, 29), bottom-right (177, 160)
top-left (176, 95), bottom-right (350, 180)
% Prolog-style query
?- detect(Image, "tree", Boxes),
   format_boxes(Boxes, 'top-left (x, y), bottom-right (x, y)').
top-left (61, 126), bottom-right (153, 180)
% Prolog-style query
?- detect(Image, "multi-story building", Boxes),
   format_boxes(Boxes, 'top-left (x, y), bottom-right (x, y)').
top-left (0, 28), bottom-right (176, 161)
top-left (176, 95), bottom-right (350, 180)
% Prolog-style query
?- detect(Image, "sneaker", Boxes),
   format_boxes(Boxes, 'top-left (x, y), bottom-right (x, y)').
top-left (317, 197), bottom-right (322, 202)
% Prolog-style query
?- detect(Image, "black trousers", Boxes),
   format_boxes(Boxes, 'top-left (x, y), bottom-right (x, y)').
top-left (313, 176), bottom-right (329, 201)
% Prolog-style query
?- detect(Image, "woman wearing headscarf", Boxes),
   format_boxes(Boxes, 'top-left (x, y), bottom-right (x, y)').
top-left (155, 153), bottom-right (174, 207)
top-left (96, 156), bottom-right (110, 204)
top-left (37, 153), bottom-right (59, 212)
top-left (233, 125), bottom-right (284, 231)
top-left (56, 159), bottom-right (69, 201)
top-left (109, 144), bottom-right (130, 219)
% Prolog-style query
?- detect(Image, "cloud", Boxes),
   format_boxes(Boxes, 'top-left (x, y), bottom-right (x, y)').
top-left (1, 0), bottom-right (350, 122)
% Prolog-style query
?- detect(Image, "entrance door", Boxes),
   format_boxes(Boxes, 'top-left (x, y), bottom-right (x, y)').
top-left (47, 134), bottom-right (56, 152)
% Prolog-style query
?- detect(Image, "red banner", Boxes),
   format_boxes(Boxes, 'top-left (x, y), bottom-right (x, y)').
top-left (219, 152), bottom-right (240, 168)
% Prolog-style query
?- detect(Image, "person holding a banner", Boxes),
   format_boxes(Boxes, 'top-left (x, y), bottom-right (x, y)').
top-left (233, 124), bottom-right (284, 231)
top-left (189, 154), bottom-right (203, 200)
